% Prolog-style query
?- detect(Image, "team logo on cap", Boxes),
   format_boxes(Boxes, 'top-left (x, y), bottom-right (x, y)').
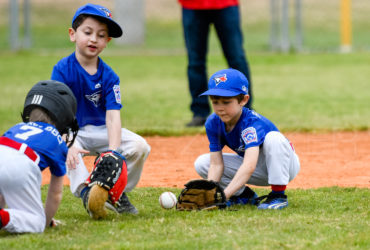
top-left (213, 74), bottom-right (227, 86)
top-left (100, 7), bottom-right (112, 18)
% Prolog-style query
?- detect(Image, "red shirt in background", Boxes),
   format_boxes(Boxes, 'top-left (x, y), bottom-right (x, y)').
top-left (178, 0), bottom-right (239, 10)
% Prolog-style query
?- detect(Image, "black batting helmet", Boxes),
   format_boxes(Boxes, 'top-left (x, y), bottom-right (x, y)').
top-left (22, 80), bottom-right (79, 147)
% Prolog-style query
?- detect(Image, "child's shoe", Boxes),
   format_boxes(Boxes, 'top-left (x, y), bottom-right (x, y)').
top-left (256, 192), bottom-right (288, 210)
top-left (105, 193), bottom-right (138, 215)
top-left (226, 186), bottom-right (258, 207)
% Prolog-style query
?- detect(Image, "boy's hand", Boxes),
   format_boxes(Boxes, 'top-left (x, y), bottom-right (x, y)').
top-left (67, 146), bottom-right (90, 169)
top-left (49, 218), bottom-right (65, 228)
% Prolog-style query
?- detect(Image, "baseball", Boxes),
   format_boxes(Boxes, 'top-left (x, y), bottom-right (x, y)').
top-left (159, 192), bottom-right (177, 209)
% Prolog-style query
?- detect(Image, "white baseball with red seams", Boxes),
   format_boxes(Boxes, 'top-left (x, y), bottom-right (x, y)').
top-left (159, 192), bottom-right (177, 209)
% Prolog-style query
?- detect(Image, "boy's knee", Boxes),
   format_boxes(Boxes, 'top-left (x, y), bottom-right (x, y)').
top-left (194, 156), bottom-right (202, 174)
top-left (130, 139), bottom-right (151, 159)
top-left (264, 131), bottom-right (286, 150)
top-left (139, 139), bottom-right (151, 155)
top-left (194, 154), bottom-right (210, 177)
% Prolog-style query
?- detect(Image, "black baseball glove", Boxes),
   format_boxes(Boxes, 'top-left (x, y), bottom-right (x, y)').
top-left (88, 150), bottom-right (126, 190)
top-left (85, 150), bottom-right (127, 219)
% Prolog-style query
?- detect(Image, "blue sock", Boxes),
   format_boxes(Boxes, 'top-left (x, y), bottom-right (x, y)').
top-left (271, 190), bottom-right (285, 195)
top-left (80, 186), bottom-right (89, 198)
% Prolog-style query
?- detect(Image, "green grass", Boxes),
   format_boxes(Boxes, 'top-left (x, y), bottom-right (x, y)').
top-left (0, 51), bottom-right (369, 135)
top-left (0, 1), bottom-right (369, 135)
top-left (0, 186), bottom-right (369, 249)
top-left (0, 2), bottom-right (369, 248)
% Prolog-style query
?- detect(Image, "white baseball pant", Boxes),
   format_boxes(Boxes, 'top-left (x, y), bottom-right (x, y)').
top-left (0, 146), bottom-right (45, 233)
top-left (194, 131), bottom-right (300, 196)
top-left (68, 125), bottom-right (151, 197)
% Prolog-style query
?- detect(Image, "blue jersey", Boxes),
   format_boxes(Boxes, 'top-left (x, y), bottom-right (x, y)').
top-left (3, 122), bottom-right (68, 176)
top-left (51, 52), bottom-right (122, 128)
top-left (205, 108), bottom-right (279, 157)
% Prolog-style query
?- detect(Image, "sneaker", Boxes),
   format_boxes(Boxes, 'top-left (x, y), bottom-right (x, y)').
top-left (226, 186), bottom-right (258, 207)
top-left (256, 192), bottom-right (288, 210)
top-left (80, 186), bottom-right (90, 211)
top-left (186, 116), bottom-right (207, 127)
top-left (105, 193), bottom-right (138, 215)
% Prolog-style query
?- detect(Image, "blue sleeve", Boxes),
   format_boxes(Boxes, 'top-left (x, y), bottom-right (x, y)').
top-left (45, 151), bottom-right (67, 177)
top-left (51, 64), bottom-right (66, 83)
top-left (103, 69), bottom-right (122, 110)
top-left (205, 118), bottom-right (224, 152)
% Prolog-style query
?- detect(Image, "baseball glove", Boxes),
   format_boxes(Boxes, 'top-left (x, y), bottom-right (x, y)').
top-left (176, 179), bottom-right (226, 211)
top-left (85, 150), bottom-right (127, 219)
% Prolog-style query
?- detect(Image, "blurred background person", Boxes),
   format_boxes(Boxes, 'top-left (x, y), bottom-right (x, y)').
top-left (179, 0), bottom-right (253, 127)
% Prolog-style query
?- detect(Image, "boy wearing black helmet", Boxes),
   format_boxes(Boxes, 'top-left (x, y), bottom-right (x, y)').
top-left (0, 80), bottom-right (78, 233)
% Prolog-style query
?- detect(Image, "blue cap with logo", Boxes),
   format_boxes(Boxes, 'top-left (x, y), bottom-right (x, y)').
top-left (72, 3), bottom-right (123, 38)
top-left (200, 68), bottom-right (249, 97)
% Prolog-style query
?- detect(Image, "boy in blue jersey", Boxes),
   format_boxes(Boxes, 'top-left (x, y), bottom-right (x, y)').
top-left (51, 4), bottom-right (150, 214)
top-left (0, 80), bottom-right (78, 233)
top-left (194, 68), bottom-right (300, 209)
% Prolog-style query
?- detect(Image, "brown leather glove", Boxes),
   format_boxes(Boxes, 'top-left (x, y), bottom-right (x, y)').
top-left (176, 179), bottom-right (226, 211)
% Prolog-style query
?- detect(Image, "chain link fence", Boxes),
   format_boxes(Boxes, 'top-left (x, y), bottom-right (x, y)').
top-left (0, 0), bottom-right (368, 52)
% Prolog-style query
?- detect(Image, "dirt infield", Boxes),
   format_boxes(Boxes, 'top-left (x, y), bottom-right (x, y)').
top-left (42, 131), bottom-right (370, 189)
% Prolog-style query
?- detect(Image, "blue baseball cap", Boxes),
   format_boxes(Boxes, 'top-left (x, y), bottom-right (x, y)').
top-left (72, 3), bottom-right (123, 38)
top-left (200, 68), bottom-right (249, 97)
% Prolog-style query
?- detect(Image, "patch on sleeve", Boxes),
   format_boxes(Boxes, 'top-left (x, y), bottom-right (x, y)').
top-left (241, 127), bottom-right (258, 145)
top-left (113, 85), bottom-right (121, 104)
